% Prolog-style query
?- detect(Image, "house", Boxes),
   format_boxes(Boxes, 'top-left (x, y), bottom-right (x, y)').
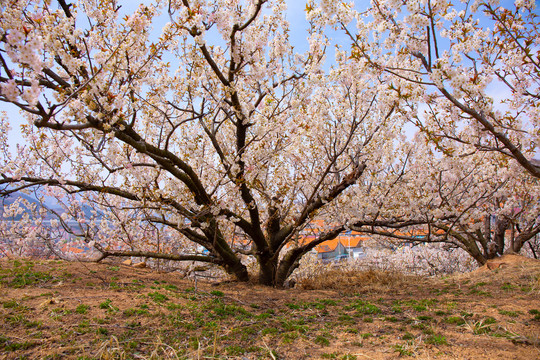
top-left (315, 233), bottom-right (367, 262)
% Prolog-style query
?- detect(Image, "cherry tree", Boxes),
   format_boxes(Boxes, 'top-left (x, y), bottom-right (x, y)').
top-left (0, 0), bottom-right (404, 286)
top-left (346, 136), bottom-right (540, 265)
top-left (314, 0), bottom-right (540, 178)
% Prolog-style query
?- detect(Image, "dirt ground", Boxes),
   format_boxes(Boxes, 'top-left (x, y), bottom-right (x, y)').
top-left (0, 255), bottom-right (539, 359)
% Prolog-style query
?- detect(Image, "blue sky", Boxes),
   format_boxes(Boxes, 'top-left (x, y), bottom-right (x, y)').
top-left (1, 0), bottom-right (533, 151)
top-left (2, 0), bottom-right (320, 150)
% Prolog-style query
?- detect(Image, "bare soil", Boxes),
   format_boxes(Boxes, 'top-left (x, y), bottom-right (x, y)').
top-left (0, 255), bottom-right (539, 359)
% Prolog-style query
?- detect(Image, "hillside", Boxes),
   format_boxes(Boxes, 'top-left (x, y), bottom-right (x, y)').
top-left (0, 191), bottom-right (101, 221)
top-left (0, 256), bottom-right (539, 359)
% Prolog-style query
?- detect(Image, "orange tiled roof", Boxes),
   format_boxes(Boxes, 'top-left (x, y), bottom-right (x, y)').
top-left (315, 235), bottom-right (368, 253)
top-left (60, 245), bottom-right (84, 254)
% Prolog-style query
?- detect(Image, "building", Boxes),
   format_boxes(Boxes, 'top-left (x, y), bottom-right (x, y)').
top-left (315, 234), bottom-right (367, 262)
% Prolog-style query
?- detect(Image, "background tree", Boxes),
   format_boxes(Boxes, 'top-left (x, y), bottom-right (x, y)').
top-left (305, 0), bottom-right (540, 263)
top-left (346, 136), bottom-right (540, 265)
top-left (314, 0), bottom-right (540, 178)
top-left (0, 0), bottom-right (403, 286)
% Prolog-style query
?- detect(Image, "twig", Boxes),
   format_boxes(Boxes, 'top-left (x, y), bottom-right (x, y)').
top-left (262, 339), bottom-right (277, 360)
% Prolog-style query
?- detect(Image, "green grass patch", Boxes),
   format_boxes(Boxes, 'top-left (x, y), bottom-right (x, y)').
top-left (345, 300), bottom-right (381, 314)
top-left (468, 288), bottom-right (493, 296)
top-left (401, 332), bottom-right (415, 340)
top-left (498, 309), bottom-right (521, 317)
top-left (210, 290), bottom-right (224, 297)
top-left (501, 283), bottom-right (518, 291)
top-left (0, 335), bottom-right (36, 351)
top-left (425, 334), bottom-right (447, 345)
top-left (96, 327), bottom-right (109, 336)
top-left (75, 304), bottom-right (90, 314)
top-left (281, 331), bottom-right (300, 344)
top-left (262, 327), bottom-right (279, 336)
top-left (207, 301), bottom-right (252, 320)
top-left (528, 309), bottom-right (540, 321)
top-left (6, 271), bottom-right (53, 288)
top-left (123, 307), bottom-right (149, 316)
top-left (315, 335), bottom-right (331, 346)
top-left (148, 291), bottom-right (169, 303)
top-left (394, 342), bottom-right (415, 356)
top-left (286, 302), bottom-right (301, 310)
top-left (444, 316), bottom-right (465, 325)
top-left (98, 299), bottom-right (118, 313)
top-left (225, 345), bottom-right (245, 356)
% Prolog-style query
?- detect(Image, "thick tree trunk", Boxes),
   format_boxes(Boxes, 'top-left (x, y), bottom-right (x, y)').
top-left (468, 248), bottom-right (488, 266)
top-left (225, 259), bottom-right (250, 282)
top-left (212, 243), bottom-right (249, 282)
top-left (508, 227), bottom-right (540, 255)
top-left (275, 248), bottom-right (305, 287)
top-left (258, 254), bottom-right (278, 286)
top-left (458, 237), bottom-right (488, 265)
top-left (202, 220), bottom-right (250, 282)
top-left (492, 216), bottom-right (510, 257)
top-left (510, 223), bottom-right (515, 251)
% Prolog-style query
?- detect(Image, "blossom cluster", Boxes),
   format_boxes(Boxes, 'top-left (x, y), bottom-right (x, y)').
top-left (0, 0), bottom-right (537, 285)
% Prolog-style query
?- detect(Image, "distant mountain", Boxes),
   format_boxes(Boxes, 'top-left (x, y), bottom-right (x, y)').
top-left (0, 190), bottom-right (103, 221)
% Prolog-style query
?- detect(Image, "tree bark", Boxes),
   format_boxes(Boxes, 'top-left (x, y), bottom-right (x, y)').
top-left (492, 216), bottom-right (510, 257)
top-left (258, 254), bottom-right (278, 286)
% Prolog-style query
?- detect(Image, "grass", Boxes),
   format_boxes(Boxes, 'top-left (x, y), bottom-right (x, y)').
top-left (5, 270), bottom-right (53, 288)
top-left (498, 309), bottom-right (521, 317)
top-left (393, 341), bottom-right (417, 356)
top-left (148, 291), bottom-right (169, 303)
top-left (1, 258), bottom-right (539, 359)
top-left (210, 290), bottom-right (224, 297)
top-left (98, 299), bottom-right (118, 313)
top-left (75, 304), bottom-right (90, 314)
top-left (463, 317), bottom-right (498, 335)
top-left (529, 309), bottom-right (540, 320)
top-left (345, 300), bottom-right (381, 314)
top-left (425, 334), bottom-right (448, 345)
top-left (314, 335), bottom-right (331, 346)
top-left (444, 316), bottom-right (466, 325)
top-left (298, 268), bottom-right (413, 291)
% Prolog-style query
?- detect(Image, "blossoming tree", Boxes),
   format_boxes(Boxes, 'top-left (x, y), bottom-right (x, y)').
top-left (346, 136), bottom-right (540, 265)
top-left (0, 0), bottom-right (404, 286)
top-left (303, 0), bottom-right (540, 265)
top-left (314, 0), bottom-right (540, 177)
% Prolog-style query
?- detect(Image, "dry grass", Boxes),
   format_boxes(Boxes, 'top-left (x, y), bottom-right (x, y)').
top-left (297, 267), bottom-right (421, 293)
top-left (1, 256), bottom-right (539, 359)
top-left (441, 254), bottom-right (540, 294)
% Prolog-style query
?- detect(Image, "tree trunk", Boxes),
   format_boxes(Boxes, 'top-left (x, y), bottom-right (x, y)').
top-left (529, 239), bottom-right (538, 259)
top-left (483, 215), bottom-right (491, 243)
top-left (274, 248), bottom-right (305, 287)
top-left (492, 216), bottom-right (510, 257)
top-left (204, 220), bottom-right (249, 282)
top-left (508, 227), bottom-right (540, 255)
top-left (212, 238), bottom-right (249, 282)
top-left (458, 237), bottom-right (487, 265)
top-left (225, 259), bottom-right (250, 282)
top-left (510, 223), bottom-right (515, 252)
top-left (258, 253), bottom-right (278, 286)
top-left (467, 248), bottom-right (488, 266)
